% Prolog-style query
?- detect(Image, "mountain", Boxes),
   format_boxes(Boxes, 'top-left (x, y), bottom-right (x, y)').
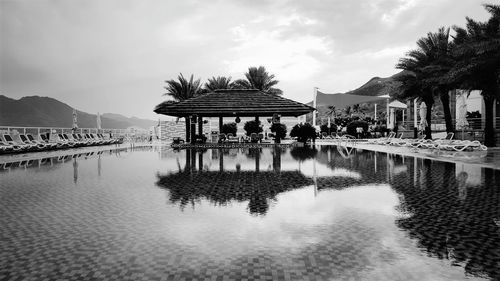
top-left (0, 95), bottom-right (156, 129)
top-left (344, 71), bottom-right (404, 97)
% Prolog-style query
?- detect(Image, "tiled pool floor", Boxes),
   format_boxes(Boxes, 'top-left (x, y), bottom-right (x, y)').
top-left (1, 146), bottom-right (499, 280)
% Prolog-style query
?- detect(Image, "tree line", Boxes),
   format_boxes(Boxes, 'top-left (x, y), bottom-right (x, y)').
top-left (395, 3), bottom-right (499, 146)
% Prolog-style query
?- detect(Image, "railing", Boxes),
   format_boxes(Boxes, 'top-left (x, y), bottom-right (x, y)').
top-left (0, 126), bottom-right (149, 138)
top-left (397, 117), bottom-right (499, 131)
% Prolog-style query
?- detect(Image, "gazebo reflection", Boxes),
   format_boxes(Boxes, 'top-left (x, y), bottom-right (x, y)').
top-left (157, 148), bottom-right (313, 215)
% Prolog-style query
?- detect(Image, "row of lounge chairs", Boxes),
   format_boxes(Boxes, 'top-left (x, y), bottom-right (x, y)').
top-left (0, 133), bottom-right (122, 154)
top-left (368, 132), bottom-right (487, 151)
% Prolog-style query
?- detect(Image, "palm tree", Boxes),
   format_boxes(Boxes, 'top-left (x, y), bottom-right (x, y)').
top-left (326, 105), bottom-right (337, 119)
top-left (449, 4), bottom-right (500, 146)
top-left (164, 73), bottom-right (204, 101)
top-left (233, 66), bottom-right (283, 95)
top-left (204, 76), bottom-right (234, 91)
top-left (164, 73), bottom-right (204, 142)
top-left (396, 27), bottom-right (456, 137)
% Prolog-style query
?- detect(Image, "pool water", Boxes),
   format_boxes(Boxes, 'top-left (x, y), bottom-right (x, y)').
top-left (1, 146), bottom-right (499, 280)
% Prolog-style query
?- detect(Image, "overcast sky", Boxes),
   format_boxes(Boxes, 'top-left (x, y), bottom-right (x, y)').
top-left (0, 0), bottom-right (491, 120)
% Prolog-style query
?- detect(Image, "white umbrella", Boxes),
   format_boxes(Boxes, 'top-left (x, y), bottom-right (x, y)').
top-left (72, 109), bottom-right (78, 133)
top-left (456, 91), bottom-right (469, 139)
top-left (96, 112), bottom-right (102, 131)
top-left (418, 102), bottom-right (428, 132)
top-left (388, 108), bottom-right (395, 130)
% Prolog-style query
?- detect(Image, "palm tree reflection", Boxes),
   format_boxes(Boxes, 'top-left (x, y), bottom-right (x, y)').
top-left (393, 160), bottom-right (500, 280)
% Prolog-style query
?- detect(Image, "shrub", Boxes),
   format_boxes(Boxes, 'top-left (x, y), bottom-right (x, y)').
top-left (346, 120), bottom-right (369, 137)
top-left (222, 122), bottom-right (237, 136)
top-left (290, 123), bottom-right (316, 143)
top-left (270, 123), bottom-right (287, 139)
top-left (244, 120), bottom-right (263, 136)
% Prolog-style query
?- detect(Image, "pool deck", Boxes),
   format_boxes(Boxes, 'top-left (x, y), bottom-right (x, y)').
top-left (316, 139), bottom-right (500, 170)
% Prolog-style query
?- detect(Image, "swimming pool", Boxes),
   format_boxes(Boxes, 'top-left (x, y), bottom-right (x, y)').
top-left (1, 146), bottom-right (499, 280)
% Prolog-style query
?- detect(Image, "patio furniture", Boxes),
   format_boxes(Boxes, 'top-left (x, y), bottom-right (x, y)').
top-left (2, 134), bottom-right (31, 151)
top-left (27, 134), bottom-right (57, 150)
top-left (218, 134), bottom-right (227, 143)
top-left (19, 134), bottom-right (46, 150)
top-left (172, 137), bottom-right (185, 144)
top-left (250, 133), bottom-right (259, 143)
top-left (437, 140), bottom-right (487, 151)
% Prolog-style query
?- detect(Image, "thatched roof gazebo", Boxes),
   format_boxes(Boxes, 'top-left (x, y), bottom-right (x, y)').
top-left (154, 89), bottom-right (315, 143)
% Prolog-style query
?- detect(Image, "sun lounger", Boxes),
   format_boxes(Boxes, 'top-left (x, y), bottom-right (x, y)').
top-left (27, 134), bottom-right (55, 150)
top-left (0, 139), bottom-right (16, 152)
top-left (437, 140), bottom-right (487, 151)
top-left (2, 134), bottom-right (31, 151)
top-left (416, 132), bottom-right (455, 149)
top-left (62, 134), bottom-right (85, 147)
top-left (39, 134), bottom-right (66, 149)
top-left (387, 133), bottom-right (406, 146)
top-left (82, 134), bottom-right (98, 145)
top-left (368, 132), bottom-right (396, 144)
top-left (227, 134), bottom-right (239, 143)
top-left (218, 133), bottom-right (227, 143)
top-left (56, 134), bottom-right (77, 147)
top-left (91, 134), bottom-right (111, 145)
top-left (97, 133), bottom-right (117, 144)
top-left (71, 134), bottom-right (91, 146)
top-left (20, 134), bottom-right (46, 150)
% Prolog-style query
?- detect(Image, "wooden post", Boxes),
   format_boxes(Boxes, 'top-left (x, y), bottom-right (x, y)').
top-left (190, 118), bottom-right (196, 144)
top-left (219, 117), bottom-right (223, 134)
top-left (185, 116), bottom-right (190, 143)
top-left (198, 116), bottom-right (203, 136)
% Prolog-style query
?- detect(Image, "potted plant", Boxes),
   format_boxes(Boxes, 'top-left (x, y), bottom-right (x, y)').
top-left (221, 122), bottom-right (237, 136)
top-left (270, 123), bottom-right (287, 144)
top-left (244, 120), bottom-right (263, 136)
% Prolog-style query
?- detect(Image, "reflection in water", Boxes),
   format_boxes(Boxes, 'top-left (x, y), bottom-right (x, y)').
top-left (157, 148), bottom-right (313, 215)
top-left (157, 146), bottom-right (499, 280)
top-left (393, 160), bottom-right (500, 280)
top-left (2, 145), bottom-right (499, 280)
top-left (73, 158), bottom-right (78, 184)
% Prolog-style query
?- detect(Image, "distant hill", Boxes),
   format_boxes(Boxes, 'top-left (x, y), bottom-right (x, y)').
top-left (0, 95), bottom-right (156, 129)
top-left (345, 71), bottom-right (405, 97)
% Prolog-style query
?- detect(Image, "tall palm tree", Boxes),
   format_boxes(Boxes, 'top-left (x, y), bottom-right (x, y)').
top-left (164, 73), bottom-right (204, 101)
top-left (204, 76), bottom-right (234, 91)
top-left (164, 73), bottom-right (204, 141)
top-left (233, 66), bottom-right (283, 95)
top-left (449, 4), bottom-right (500, 146)
top-left (396, 27), bottom-right (455, 137)
top-left (326, 105), bottom-right (337, 119)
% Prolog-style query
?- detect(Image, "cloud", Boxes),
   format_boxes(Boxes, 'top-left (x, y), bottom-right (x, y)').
top-left (0, 0), bottom-right (491, 118)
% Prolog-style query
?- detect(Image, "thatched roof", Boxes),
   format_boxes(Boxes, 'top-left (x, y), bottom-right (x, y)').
top-left (154, 89), bottom-right (315, 117)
